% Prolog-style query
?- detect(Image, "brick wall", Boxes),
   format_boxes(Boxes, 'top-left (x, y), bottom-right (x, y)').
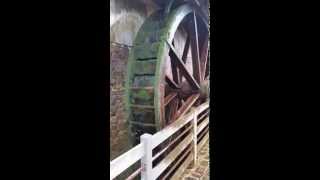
top-left (110, 45), bottom-right (132, 160)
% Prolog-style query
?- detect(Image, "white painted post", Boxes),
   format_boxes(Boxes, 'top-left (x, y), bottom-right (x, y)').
top-left (192, 108), bottom-right (198, 167)
top-left (140, 133), bottom-right (153, 180)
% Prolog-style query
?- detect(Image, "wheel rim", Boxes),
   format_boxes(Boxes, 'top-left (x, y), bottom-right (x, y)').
top-left (125, 4), bottom-right (209, 144)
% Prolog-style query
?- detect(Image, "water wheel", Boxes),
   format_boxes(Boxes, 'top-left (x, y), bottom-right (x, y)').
top-left (125, 3), bottom-right (209, 145)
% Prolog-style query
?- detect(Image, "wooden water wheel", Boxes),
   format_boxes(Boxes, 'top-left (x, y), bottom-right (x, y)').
top-left (125, 2), bottom-right (209, 145)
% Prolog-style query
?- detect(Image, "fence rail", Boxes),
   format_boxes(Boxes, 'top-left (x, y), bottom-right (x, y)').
top-left (110, 101), bottom-right (210, 180)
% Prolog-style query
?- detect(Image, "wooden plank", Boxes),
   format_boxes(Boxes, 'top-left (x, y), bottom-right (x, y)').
top-left (130, 104), bottom-right (154, 109)
top-left (182, 36), bottom-right (190, 63)
top-left (152, 125), bottom-right (192, 161)
top-left (164, 92), bottom-right (177, 106)
top-left (152, 134), bottom-right (193, 179)
top-left (197, 117), bottom-right (209, 135)
top-left (151, 111), bottom-right (193, 148)
top-left (165, 75), bottom-right (180, 89)
top-left (200, 34), bottom-right (209, 81)
top-left (130, 121), bottom-right (157, 127)
top-left (180, 36), bottom-right (190, 82)
top-left (174, 94), bottom-right (199, 119)
top-left (189, 12), bottom-right (201, 83)
top-left (172, 98), bottom-right (180, 122)
top-left (166, 41), bottom-right (200, 90)
top-left (170, 151), bottom-right (194, 179)
top-left (134, 42), bottom-right (160, 60)
top-left (130, 86), bottom-right (154, 90)
top-left (134, 60), bottom-right (157, 75)
top-left (197, 101), bottom-right (210, 113)
top-left (110, 144), bottom-right (144, 179)
top-left (170, 48), bottom-right (180, 84)
top-left (198, 133), bottom-right (209, 150)
top-left (198, 110), bottom-right (209, 122)
top-left (162, 146), bottom-right (192, 179)
top-left (171, 134), bottom-right (209, 179)
top-left (125, 168), bottom-right (141, 180)
top-left (151, 101), bottom-right (209, 148)
top-left (130, 87), bottom-right (154, 106)
top-left (168, 98), bottom-right (179, 123)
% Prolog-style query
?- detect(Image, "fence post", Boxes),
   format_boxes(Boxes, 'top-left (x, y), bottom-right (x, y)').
top-left (141, 133), bottom-right (153, 180)
top-left (192, 108), bottom-right (198, 167)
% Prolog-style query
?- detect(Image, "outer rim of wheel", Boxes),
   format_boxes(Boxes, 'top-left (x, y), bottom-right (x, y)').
top-left (125, 3), bottom-right (208, 144)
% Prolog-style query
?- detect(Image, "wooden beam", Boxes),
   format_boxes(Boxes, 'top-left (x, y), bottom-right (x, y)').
top-left (167, 41), bottom-right (200, 90)
top-left (164, 92), bottom-right (178, 106)
top-left (174, 93), bottom-right (200, 119)
top-left (200, 33), bottom-right (209, 81)
top-left (165, 75), bottom-right (180, 89)
top-left (189, 12), bottom-right (201, 83)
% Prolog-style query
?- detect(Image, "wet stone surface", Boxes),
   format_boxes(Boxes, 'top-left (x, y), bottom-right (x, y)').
top-left (180, 140), bottom-right (210, 180)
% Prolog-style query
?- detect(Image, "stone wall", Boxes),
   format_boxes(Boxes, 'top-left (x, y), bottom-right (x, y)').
top-left (110, 44), bottom-right (130, 160)
top-left (110, 0), bottom-right (149, 160)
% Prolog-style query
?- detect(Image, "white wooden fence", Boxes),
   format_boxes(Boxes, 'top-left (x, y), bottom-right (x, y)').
top-left (110, 101), bottom-right (210, 180)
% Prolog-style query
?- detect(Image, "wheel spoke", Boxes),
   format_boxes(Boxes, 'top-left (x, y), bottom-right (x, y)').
top-left (189, 12), bottom-right (201, 83)
top-left (200, 33), bottom-right (209, 81)
top-left (168, 98), bottom-right (179, 124)
top-left (166, 41), bottom-right (200, 90)
top-left (169, 50), bottom-right (180, 84)
top-left (182, 36), bottom-right (190, 63)
top-left (165, 75), bottom-right (180, 89)
top-left (164, 92), bottom-right (177, 106)
top-left (205, 56), bottom-right (209, 79)
top-left (179, 36), bottom-right (190, 82)
top-left (174, 93), bottom-right (200, 119)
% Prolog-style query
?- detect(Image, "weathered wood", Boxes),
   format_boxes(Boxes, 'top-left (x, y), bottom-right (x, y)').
top-left (126, 3), bottom-right (209, 146)
top-left (164, 92), bottom-right (177, 106)
top-left (180, 36), bottom-right (190, 82)
top-left (130, 121), bottom-right (157, 127)
top-left (130, 87), bottom-right (154, 106)
top-left (174, 93), bottom-right (200, 119)
top-left (182, 36), bottom-right (190, 61)
top-left (168, 98), bottom-right (179, 123)
top-left (167, 41), bottom-right (200, 90)
top-left (165, 75), bottom-right (180, 89)
top-left (189, 12), bottom-right (201, 83)
top-left (130, 104), bottom-right (154, 109)
top-left (200, 33), bottom-right (209, 81)
top-left (159, 84), bottom-right (166, 129)
top-left (197, 117), bottom-right (209, 135)
top-left (170, 48), bottom-right (181, 84)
